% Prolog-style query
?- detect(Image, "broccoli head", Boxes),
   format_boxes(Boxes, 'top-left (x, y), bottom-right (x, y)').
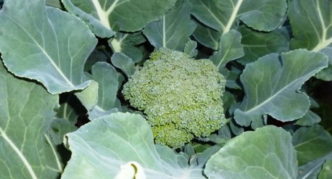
top-left (122, 48), bottom-right (227, 148)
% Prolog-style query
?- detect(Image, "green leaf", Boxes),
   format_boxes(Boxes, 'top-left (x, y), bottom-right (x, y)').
top-left (56, 103), bottom-right (78, 124)
top-left (296, 110), bottom-right (321, 126)
top-left (143, 0), bottom-right (196, 51)
top-left (0, 0), bottom-right (97, 94)
top-left (62, 112), bottom-right (204, 179)
top-left (208, 124), bottom-right (232, 145)
top-left (210, 30), bottom-right (244, 70)
top-left (85, 48), bottom-right (110, 72)
top-left (289, 0), bottom-right (332, 51)
top-left (47, 119), bottom-right (77, 145)
top-left (111, 52), bottom-right (135, 77)
top-left (62, 0), bottom-right (177, 36)
top-left (89, 62), bottom-right (123, 114)
top-left (289, 0), bottom-right (332, 81)
top-left (234, 50), bottom-right (328, 126)
top-left (193, 23), bottom-right (220, 50)
top-left (204, 126), bottom-right (297, 179)
top-left (224, 66), bottom-right (242, 90)
top-left (195, 146), bottom-right (222, 167)
top-left (222, 91), bottom-right (237, 113)
top-left (0, 64), bottom-right (61, 178)
top-left (184, 39), bottom-right (198, 57)
top-left (293, 125), bottom-right (332, 166)
top-left (108, 32), bottom-right (146, 62)
top-left (46, 0), bottom-right (62, 8)
top-left (316, 47), bottom-right (332, 81)
top-left (319, 160), bottom-right (332, 179)
top-left (75, 80), bottom-right (99, 111)
top-left (297, 156), bottom-right (326, 179)
top-left (229, 120), bottom-right (244, 136)
top-left (191, 0), bottom-right (287, 34)
top-left (238, 26), bottom-right (289, 64)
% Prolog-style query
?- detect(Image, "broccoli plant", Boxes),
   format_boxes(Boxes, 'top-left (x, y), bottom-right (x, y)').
top-left (122, 48), bottom-right (227, 147)
top-left (0, 0), bottom-right (332, 179)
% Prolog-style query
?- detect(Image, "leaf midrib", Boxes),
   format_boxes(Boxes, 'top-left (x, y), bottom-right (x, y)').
top-left (0, 128), bottom-right (38, 179)
top-left (242, 62), bottom-right (320, 114)
top-left (3, 14), bottom-right (74, 87)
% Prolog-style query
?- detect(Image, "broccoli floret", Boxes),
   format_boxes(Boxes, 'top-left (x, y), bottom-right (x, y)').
top-left (122, 48), bottom-right (227, 148)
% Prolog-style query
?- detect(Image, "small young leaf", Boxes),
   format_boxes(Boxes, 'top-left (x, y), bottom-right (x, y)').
top-left (88, 62), bottom-right (123, 116)
top-left (184, 39), bottom-right (198, 57)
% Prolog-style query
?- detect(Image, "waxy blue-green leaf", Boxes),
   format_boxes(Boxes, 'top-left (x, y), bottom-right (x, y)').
top-left (47, 118), bottom-right (77, 145)
top-left (56, 103), bottom-right (78, 124)
top-left (298, 159), bottom-right (325, 179)
top-left (193, 23), bottom-right (220, 50)
top-left (297, 152), bottom-right (332, 179)
top-left (62, 0), bottom-right (177, 37)
top-left (229, 120), bottom-right (244, 136)
top-left (75, 80), bottom-right (99, 111)
top-left (289, 0), bottom-right (332, 81)
top-left (90, 62), bottom-right (122, 113)
top-left (315, 47), bottom-right (332, 81)
top-left (239, 26), bottom-right (289, 64)
top-left (85, 48), bottom-right (111, 71)
top-left (293, 125), bottom-right (332, 166)
top-left (0, 0), bottom-right (97, 94)
top-left (223, 66), bottom-right (242, 90)
top-left (205, 126), bottom-right (297, 179)
top-left (234, 50), bottom-right (328, 126)
top-left (75, 62), bottom-right (123, 119)
top-left (191, 0), bottom-right (287, 34)
top-left (0, 64), bottom-right (61, 179)
top-left (184, 39), bottom-right (198, 57)
top-left (108, 32), bottom-right (146, 62)
top-left (111, 52), bottom-right (135, 77)
top-left (46, 0), bottom-right (62, 8)
top-left (289, 0), bottom-right (332, 51)
top-left (62, 112), bottom-right (204, 179)
top-left (194, 146), bottom-right (222, 167)
top-left (296, 110), bottom-right (321, 126)
top-left (143, 0), bottom-right (196, 51)
top-left (210, 30), bottom-right (244, 71)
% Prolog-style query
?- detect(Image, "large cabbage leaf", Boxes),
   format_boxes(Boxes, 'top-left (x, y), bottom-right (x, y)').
top-left (62, 112), bottom-right (204, 179)
top-left (0, 64), bottom-right (61, 178)
top-left (204, 126), bottom-right (297, 179)
top-left (191, 0), bottom-right (287, 34)
top-left (234, 50), bottom-right (328, 127)
top-left (209, 30), bottom-right (244, 71)
top-left (62, 0), bottom-right (177, 37)
top-left (289, 0), bottom-right (332, 81)
top-left (143, 0), bottom-right (196, 51)
top-left (293, 125), bottom-right (332, 166)
top-left (0, 0), bottom-right (97, 94)
top-left (238, 26), bottom-right (289, 64)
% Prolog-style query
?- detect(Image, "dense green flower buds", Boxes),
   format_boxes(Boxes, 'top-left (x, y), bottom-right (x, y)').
top-left (122, 48), bottom-right (227, 148)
